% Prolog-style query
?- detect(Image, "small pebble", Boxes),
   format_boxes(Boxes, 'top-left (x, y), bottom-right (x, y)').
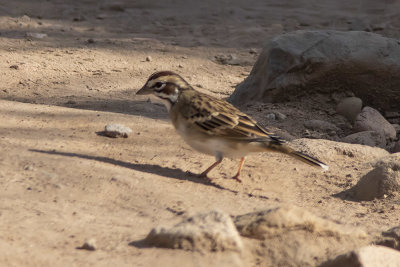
top-left (104, 123), bottom-right (132, 138)
top-left (266, 113), bottom-right (276, 120)
top-left (10, 65), bottom-right (19, 70)
top-left (273, 111), bottom-right (287, 121)
top-left (87, 38), bottom-right (95, 44)
top-left (146, 56), bottom-right (152, 62)
top-left (77, 239), bottom-right (96, 251)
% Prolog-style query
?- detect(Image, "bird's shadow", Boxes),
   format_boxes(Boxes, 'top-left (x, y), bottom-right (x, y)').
top-left (29, 149), bottom-right (237, 192)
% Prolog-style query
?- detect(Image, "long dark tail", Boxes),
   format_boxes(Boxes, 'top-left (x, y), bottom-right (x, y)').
top-left (289, 150), bottom-right (329, 170)
top-left (264, 141), bottom-right (329, 170)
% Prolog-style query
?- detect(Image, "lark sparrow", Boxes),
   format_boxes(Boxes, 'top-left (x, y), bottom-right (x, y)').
top-left (137, 71), bottom-right (328, 182)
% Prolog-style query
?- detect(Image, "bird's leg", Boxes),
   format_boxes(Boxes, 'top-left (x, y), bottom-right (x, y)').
top-left (231, 157), bottom-right (245, 183)
top-left (198, 158), bottom-right (223, 181)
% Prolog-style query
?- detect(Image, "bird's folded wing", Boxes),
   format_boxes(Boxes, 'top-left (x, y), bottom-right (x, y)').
top-left (186, 96), bottom-right (285, 144)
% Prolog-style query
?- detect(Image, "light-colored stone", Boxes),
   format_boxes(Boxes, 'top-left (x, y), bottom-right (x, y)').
top-left (229, 30), bottom-right (400, 110)
top-left (354, 107), bottom-right (396, 141)
top-left (144, 210), bottom-right (243, 252)
top-left (343, 131), bottom-right (386, 148)
top-left (320, 245), bottom-right (400, 267)
top-left (104, 123), bottom-right (132, 138)
top-left (336, 97), bottom-right (363, 122)
top-left (353, 154), bottom-right (400, 201)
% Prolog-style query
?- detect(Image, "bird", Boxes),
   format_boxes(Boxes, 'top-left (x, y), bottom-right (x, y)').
top-left (136, 71), bottom-right (328, 182)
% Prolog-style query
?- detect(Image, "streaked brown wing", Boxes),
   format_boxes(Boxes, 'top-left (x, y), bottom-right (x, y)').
top-left (185, 93), bottom-right (285, 144)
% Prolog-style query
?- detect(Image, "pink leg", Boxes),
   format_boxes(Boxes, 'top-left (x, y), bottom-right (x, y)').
top-left (198, 159), bottom-right (222, 181)
top-left (231, 157), bottom-right (245, 183)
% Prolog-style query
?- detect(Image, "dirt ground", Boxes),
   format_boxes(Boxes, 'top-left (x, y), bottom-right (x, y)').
top-left (1, 1), bottom-right (400, 266)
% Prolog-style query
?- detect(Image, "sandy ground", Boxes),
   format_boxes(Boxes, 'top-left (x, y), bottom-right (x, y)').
top-left (1, 0), bottom-right (400, 266)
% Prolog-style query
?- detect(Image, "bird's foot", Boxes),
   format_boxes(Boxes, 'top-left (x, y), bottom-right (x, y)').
top-left (197, 172), bottom-right (213, 183)
top-left (231, 174), bottom-right (242, 183)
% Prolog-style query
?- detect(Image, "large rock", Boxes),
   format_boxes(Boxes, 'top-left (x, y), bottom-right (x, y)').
top-left (144, 210), bottom-right (242, 252)
top-left (353, 107), bottom-right (396, 142)
top-left (229, 30), bottom-right (400, 111)
top-left (233, 205), bottom-right (369, 267)
top-left (353, 154), bottom-right (400, 201)
top-left (320, 245), bottom-right (400, 267)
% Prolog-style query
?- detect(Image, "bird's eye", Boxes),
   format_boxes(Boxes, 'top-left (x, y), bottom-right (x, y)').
top-left (154, 82), bottom-right (165, 90)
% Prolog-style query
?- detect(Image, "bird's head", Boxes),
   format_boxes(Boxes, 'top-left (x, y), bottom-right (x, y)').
top-left (137, 71), bottom-right (191, 109)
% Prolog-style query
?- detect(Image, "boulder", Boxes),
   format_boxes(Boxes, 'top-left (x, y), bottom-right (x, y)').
top-left (229, 30), bottom-right (400, 111)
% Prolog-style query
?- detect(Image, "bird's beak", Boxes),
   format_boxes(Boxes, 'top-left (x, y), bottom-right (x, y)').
top-left (136, 85), bottom-right (152, 95)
